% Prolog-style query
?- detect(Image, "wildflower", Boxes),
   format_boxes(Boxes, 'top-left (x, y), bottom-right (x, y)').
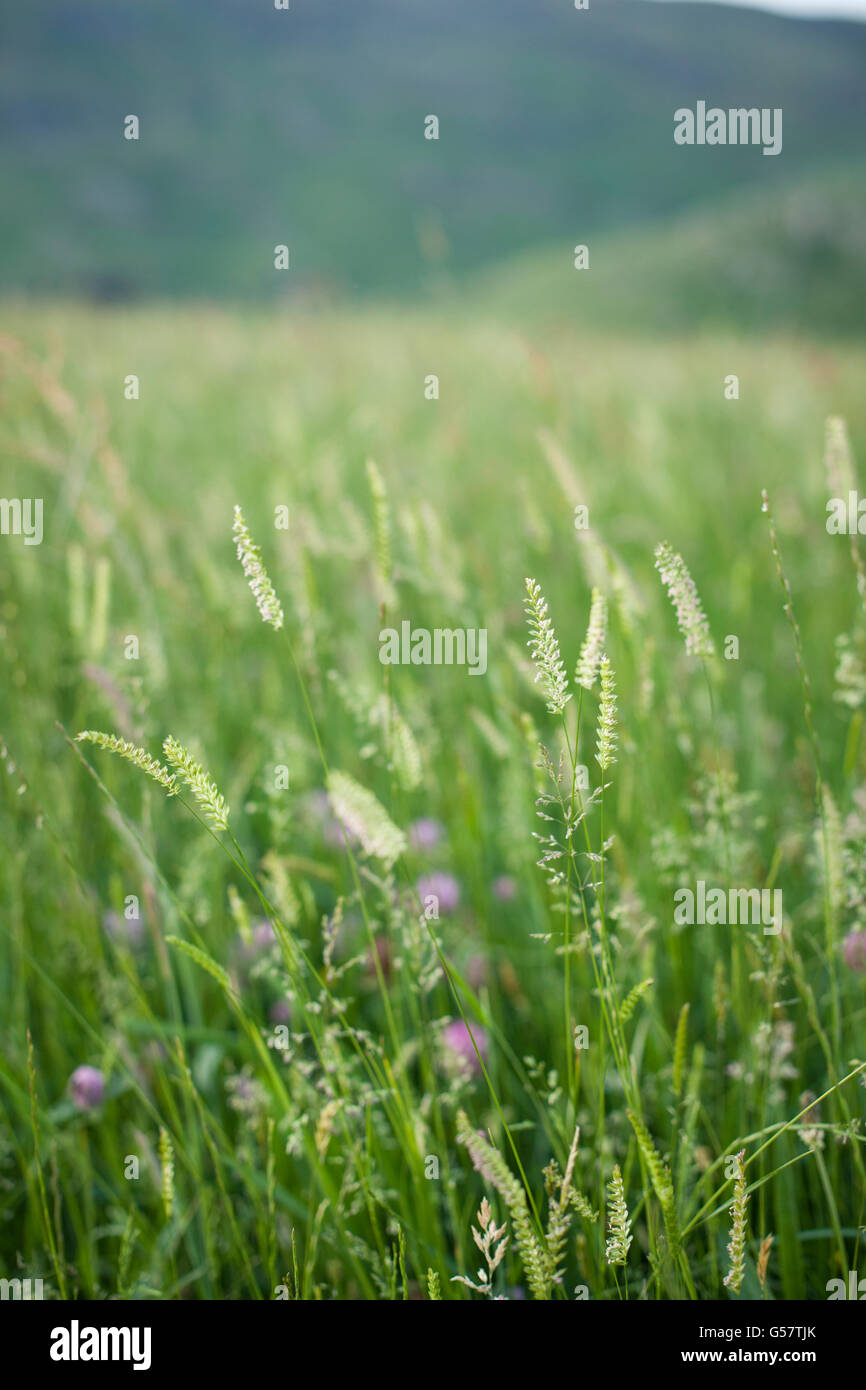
top-left (492, 875), bottom-right (516, 902)
top-left (575, 588), bottom-right (607, 690)
top-left (595, 656), bottom-right (617, 771)
top-left (409, 817), bottom-right (445, 851)
top-left (232, 504), bottom-right (284, 630)
top-left (654, 541), bottom-right (714, 657)
top-left (269, 999), bottom-right (292, 1024)
top-left (524, 577), bottom-right (571, 714)
top-left (843, 928), bottom-right (866, 972)
top-left (442, 1020), bottom-right (488, 1075)
top-left (163, 736), bottom-right (230, 831)
top-left (418, 871), bottom-right (460, 914)
top-left (68, 1065), bottom-right (105, 1111)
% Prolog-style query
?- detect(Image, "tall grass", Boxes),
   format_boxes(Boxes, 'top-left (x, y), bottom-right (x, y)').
top-left (1, 305), bottom-right (865, 1299)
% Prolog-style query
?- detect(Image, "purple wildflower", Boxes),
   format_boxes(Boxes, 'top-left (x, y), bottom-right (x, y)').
top-left (68, 1065), bottom-right (105, 1111)
top-left (417, 872), bottom-right (460, 914)
top-left (441, 1019), bottom-right (488, 1076)
top-left (409, 817), bottom-right (445, 851)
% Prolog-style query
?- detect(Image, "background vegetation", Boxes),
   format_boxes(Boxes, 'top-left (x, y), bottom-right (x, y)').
top-left (2, 0), bottom-right (865, 1302)
top-left (1, 305), bottom-right (865, 1296)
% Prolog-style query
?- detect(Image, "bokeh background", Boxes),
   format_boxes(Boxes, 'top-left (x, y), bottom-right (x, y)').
top-left (2, 0), bottom-right (865, 331)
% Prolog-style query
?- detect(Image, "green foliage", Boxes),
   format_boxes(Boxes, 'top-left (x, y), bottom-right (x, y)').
top-left (1, 304), bottom-right (865, 1300)
top-left (3, 1), bottom-right (866, 329)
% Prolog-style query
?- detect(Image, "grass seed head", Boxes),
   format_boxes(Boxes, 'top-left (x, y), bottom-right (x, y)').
top-left (233, 504), bottom-right (284, 630)
top-left (163, 736), bottom-right (230, 831)
top-left (654, 541), bottom-right (714, 658)
top-left (524, 577), bottom-right (571, 715)
top-left (575, 587), bottom-right (607, 690)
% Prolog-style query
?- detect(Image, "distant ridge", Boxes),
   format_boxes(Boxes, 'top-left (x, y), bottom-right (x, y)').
top-left (466, 168), bottom-right (866, 334)
top-left (2, 0), bottom-right (865, 314)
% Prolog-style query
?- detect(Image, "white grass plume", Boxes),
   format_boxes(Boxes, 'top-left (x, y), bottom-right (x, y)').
top-left (576, 587), bottom-right (606, 690)
top-left (605, 1164), bottom-right (632, 1266)
top-left (163, 736), bottom-right (230, 831)
top-left (524, 577), bottom-right (571, 715)
top-left (75, 730), bottom-right (177, 795)
top-left (723, 1149), bottom-right (748, 1295)
top-left (326, 769), bottom-right (406, 867)
top-left (596, 656), bottom-right (617, 771)
top-left (233, 505), bottom-right (284, 630)
top-left (159, 1127), bottom-right (175, 1222)
top-left (451, 1196), bottom-right (509, 1298)
top-left (654, 542), bottom-right (714, 658)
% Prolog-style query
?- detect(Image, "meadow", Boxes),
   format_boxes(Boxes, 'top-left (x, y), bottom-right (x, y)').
top-left (1, 302), bottom-right (866, 1299)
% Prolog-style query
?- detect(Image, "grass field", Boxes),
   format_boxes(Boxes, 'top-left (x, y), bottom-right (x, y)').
top-left (2, 303), bottom-right (866, 1300)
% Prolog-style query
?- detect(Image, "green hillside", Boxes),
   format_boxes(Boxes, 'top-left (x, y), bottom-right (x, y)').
top-left (2, 0), bottom-right (866, 304)
top-left (468, 169), bottom-right (866, 335)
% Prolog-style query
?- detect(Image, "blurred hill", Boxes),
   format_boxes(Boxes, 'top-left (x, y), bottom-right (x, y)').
top-left (470, 169), bottom-right (866, 334)
top-left (2, 0), bottom-right (866, 327)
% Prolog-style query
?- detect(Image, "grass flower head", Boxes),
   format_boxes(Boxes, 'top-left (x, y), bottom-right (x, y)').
top-left (75, 730), bottom-right (177, 796)
top-left (163, 736), bottom-right (230, 831)
top-left (233, 504), bottom-right (284, 630)
top-left (576, 587), bottom-right (607, 690)
top-left (524, 577), bottom-right (571, 714)
top-left (654, 541), bottom-right (714, 658)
